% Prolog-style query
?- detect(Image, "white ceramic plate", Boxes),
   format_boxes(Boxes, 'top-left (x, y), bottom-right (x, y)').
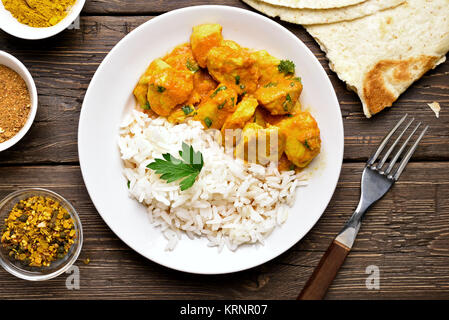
top-left (78, 5), bottom-right (344, 274)
top-left (0, 0), bottom-right (85, 40)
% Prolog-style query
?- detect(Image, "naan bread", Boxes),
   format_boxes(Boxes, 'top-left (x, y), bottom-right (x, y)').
top-left (259, 0), bottom-right (367, 9)
top-left (242, 0), bottom-right (404, 25)
top-left (306, 0), bottom-right (449, 117)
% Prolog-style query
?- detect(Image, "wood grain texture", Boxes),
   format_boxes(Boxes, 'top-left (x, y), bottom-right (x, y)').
top-left (1, 163), bottom-right (449, 299)
top-left (0, 2), bottom-right (448, 300)
top-left (83, 0), bottom-right (248, 14)
top-left (0, 15), bottom-right (448, 164)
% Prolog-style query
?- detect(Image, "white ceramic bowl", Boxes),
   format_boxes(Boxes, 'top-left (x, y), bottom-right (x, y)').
top-left (79, 5), bottom-right (344, 274)
top-left (0, 0), bottom-right (85, 40)
top-left (0, 51), bottom-right (38, 152)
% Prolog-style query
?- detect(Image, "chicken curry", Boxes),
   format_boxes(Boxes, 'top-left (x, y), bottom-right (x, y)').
top-left (133, 24), bottom-right (321, 171)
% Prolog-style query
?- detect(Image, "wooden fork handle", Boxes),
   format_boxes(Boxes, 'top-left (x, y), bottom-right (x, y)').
top-left (297, 239), bottom-right (350, 300)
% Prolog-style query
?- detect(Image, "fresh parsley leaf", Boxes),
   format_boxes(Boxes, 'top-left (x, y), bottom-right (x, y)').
top-left (182, 105), bottom-right (193, 115)
top-left (210, 86), bottom-right (227, 98)
top-left (231, 97), bottom-right (235, 105)
top-left (186, 59), bottom-right (199, 72)
top-left (239, 84), bottom-right (245, 89)
top-left (286, 93), bottom-right (292, 103)
top-left (234, 75), bottom-right (240, 85)
top-left (127, 180), bottom-right (131, 189)
top-left (278, 60), bottom-right (295, 75)
top-left (157, 86), bottom-right (166, 93)
top-left (147, 143), bottom-right (204, 191)
top-left (142, 101), bottom-right (151, 110)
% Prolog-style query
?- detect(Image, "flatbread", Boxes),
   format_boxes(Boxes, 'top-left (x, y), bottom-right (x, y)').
top-left (306, 0), bottom-right (449, 117)
top-left (242, 0), bottom-right (405, 25)
top-left (258, 0), bottom-right (367, 9)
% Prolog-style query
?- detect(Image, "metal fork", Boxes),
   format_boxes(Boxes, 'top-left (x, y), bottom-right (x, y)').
top-left (297, 114), bottom-right (428, 300)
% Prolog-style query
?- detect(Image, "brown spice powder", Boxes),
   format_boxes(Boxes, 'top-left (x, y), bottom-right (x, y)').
top-left (0, 64), bottom-right (31, 143)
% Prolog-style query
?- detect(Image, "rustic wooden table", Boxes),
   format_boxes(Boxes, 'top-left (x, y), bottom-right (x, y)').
top-left (1, 0), bottom-right (448, 300)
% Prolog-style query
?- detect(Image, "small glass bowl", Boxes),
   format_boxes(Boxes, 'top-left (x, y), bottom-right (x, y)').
top-left (0, 188), bottom-right (83, 281)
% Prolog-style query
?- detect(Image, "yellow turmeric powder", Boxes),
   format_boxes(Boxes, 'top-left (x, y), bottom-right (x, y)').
top-left (2, 0), bottom-right (76, 28)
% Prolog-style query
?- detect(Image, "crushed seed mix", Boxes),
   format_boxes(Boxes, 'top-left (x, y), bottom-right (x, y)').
top-left (0, 64), bottom-right (31, 143)
top-left (1, 196), bottom-right (76, 267)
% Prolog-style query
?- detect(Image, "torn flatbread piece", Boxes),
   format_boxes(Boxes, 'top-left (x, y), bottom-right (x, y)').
top-left (242, 0), bottom-right (404, 25)
top-left (306, 0), bottom-right (449, 117)
top-left (428, 102), bottom-right (441, 118)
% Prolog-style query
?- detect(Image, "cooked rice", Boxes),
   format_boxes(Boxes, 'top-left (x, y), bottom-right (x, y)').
top-left (118, 110), bottom-right (308, 251)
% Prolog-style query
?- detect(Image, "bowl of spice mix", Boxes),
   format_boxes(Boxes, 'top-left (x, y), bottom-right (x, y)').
top-left (0, 50), bottom-right (38, 152)
top-left (0, 188), bottom-right (83, 280)
top-left (0, 0), bottom-right (85, 40)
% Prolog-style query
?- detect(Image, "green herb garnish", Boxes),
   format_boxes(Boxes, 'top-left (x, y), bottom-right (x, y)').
top-left (264, 82), bottom-right (277, 88)
top-left (234, 75), bottom-right (240, 85)
top-left (289, 164), bottom-right (296, 171)
top-left (278, 60), bottom-right (295, 75)
top-left (286, 93), bottom-right (292, 103)
top-left (186, 59), bottom-right (199, 72)
top-left (304, 139), bottom-right (311, 150)
top-left (239, 84), bottom-right (245, 90)
top-left (127, 180), bottom-right (131, 189)
top-left (204, 117), bottom-right (213, 127)
top-left (157, 86), bottom-right (166, 93)
top-left (211, 86), bottom-right (227, 98)
top-left (217, 101), bottom-right (226, 110)
top-left (182, 105), bottom-right (193, 115)
top-left (231, 97), bottom-right (235, 105)
top-left (294, 76), bottom-right (302, 82)
top-left (142, 101), bottom-right (151, 110)
top-left (290, 82), bottom-right (295, 87)
top-left (147, 143), bottom-right (204, 191)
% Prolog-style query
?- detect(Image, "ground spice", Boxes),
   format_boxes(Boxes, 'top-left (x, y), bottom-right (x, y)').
top-left (1, 196), bottom-right (76, 267)
top-left (1, 0), bottom-right (76, 28)
top-left (0, 65), bottom-right (31, 144)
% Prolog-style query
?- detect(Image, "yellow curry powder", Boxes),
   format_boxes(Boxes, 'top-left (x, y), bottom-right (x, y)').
top-left (2, 0), bottom-right (76, 28)
top-left (1, 196), bottom-right (76, 267)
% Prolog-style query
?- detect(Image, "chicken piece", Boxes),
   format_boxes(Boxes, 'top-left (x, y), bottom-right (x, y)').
top-left (133, 59), bottom-right (171, 108)
top-left (276, 111), bottom-right (321, 168)
top-left (221, 96), bottom-right (258, 147)
top-left (144, 59), bottom-right (193, 116)
top-left (190, 24), bottom-right (223, 68)
top-left (250, 50), bottom-right (280, 85)
top-left (235, 123), bottom-right (285, 165)
top-left (193, 84), bottom-right (238, 129)
top-left (187, 70), bottom-right (218, 106)
top-left (167, 105), bottom-right (196, 124)
top-left (206, 41), bottom-right (260, 95)
top-left (222, 96), bottom-right (258, 132)
top-left (255, 76), bottom-right (302, 115)
top-left (163, 43), bottom-right (200, 73)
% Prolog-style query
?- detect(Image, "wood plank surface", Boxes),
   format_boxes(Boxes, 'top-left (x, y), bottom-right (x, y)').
top-left (0, 16), bottom-right (448, 164)
top-left (0, 163), bottom-right (448, 299)
top-left (83, 0), bottom-right (248, 14)
top-left (1, 1), bottom-right (448, 300)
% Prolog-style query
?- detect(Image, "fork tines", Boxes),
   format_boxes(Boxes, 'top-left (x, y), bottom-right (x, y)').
top-left (367, 114), bottom-right (428, 181)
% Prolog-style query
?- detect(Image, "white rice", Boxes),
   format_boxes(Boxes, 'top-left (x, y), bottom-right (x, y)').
top-left (118, 110), bottom-right (308, 251)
